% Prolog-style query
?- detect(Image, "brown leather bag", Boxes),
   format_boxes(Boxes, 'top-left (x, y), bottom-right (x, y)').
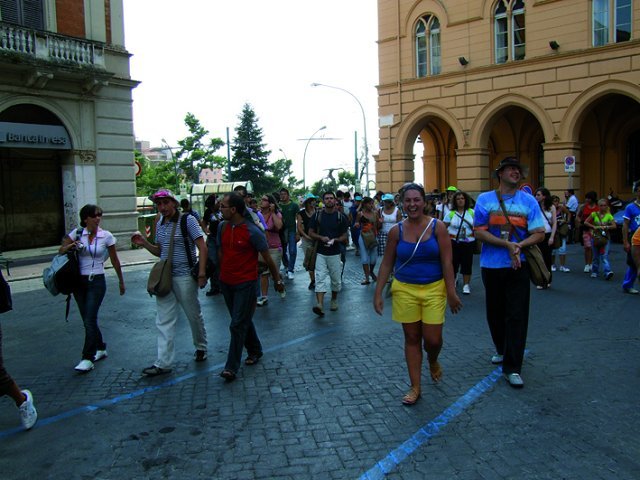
top-left (496, 191), bottom-right (551, 288)
top-left (147, 220), bottom-right (178, 297)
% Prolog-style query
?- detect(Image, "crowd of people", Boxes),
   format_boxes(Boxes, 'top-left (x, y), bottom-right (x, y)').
top-left (2, 164), bottom-right (639, 430)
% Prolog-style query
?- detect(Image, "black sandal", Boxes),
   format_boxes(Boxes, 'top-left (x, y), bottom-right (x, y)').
top-left (245, 353), bottom-right (263, 366)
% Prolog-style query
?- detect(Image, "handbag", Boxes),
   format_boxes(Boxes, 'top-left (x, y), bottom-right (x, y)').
top-left (0, 269), bottom-right (12, 314)
top-left (361, 228), bottom-right (378, 250)
top-left (496, 191), bottom-right (551, 288)
top-left (592, 228), bottom-right (608, 248)
top-left (147, 219), bottom-right (178, 296)
top-left (303, 240), bottom-right (318, 271)
top-left (557, 222), bottom-right (569, 237)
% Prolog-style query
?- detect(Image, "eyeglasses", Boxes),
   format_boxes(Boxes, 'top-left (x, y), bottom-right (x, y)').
top-left (88, 213), bottom-right (103, 218)
top-left (219, 204), bottom-right (231, 209)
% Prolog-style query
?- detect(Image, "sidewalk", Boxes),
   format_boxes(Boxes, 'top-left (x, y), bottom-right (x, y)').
top-left (3, 247), bottom-right (157, 282)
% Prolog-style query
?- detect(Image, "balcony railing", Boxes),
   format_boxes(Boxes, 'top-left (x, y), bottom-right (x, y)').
top-left (0, 22), bottom-right (105, 68)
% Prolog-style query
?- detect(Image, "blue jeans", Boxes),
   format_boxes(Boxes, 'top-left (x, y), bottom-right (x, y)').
top-left (73, 274), bottom-right (106, 360)
top-left (220, 280), bottom-right (262, 374)
top-left (282, 229), bottom-right (297, 273)
top-left (591, 241), bottom-right (611, 276)
top-left (623, 250), bottom-right (638, 289)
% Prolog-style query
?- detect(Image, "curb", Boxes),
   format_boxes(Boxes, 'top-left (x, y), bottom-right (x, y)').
top-left (5, 259), bottom-right (156, 283)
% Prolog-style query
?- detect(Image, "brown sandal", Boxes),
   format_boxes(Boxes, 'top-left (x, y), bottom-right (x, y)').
top-left (429, 361), bottom-right (443, 382)
top-left (402, 387), bottom-right (421, 405)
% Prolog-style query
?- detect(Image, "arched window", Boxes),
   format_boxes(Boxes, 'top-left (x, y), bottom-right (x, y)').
top-left (494, 0), bottom-right (525, 64)
top-left (593, 0), bottom-right (632, 46)
top-left (416, 15), bottom-right (441, 77)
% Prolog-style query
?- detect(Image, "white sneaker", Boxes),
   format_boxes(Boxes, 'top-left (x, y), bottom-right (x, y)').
top-left (94, 350), bottom-right (108, 362)
top-left (504, 373), bottom-right (524, 388)
top-left (590, 272), bottom-right (597, 278)
top-left (256, 296), bottom-right (268, 306)
top-left (584, 264), bottom-right (591, 273)
top-left (551, 265), bottom-right (557, 272)
top-left (74, 359), bottom-right (94, 372)
top-left (287, 271), bottom-right (295, 280)
top-left (491, 354), bottom-right (503, 364)
top-left (559, 266), bottom-right (570, 272)
top-left (18, 390), bottom-right (37, 430)
top-left (462, 284), bottom-right (471, 295)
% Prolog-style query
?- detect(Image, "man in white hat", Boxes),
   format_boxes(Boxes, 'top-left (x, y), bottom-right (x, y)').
top-left (473, 157), bottom-right (544, 388)
top-left (132, 189), bottom-right (209, 376)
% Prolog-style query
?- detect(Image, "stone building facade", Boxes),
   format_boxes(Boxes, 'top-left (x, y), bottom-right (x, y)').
top-left (0, 0), bottom-right (138, 251)
top-left (376, 0), bottom-right (640, 199)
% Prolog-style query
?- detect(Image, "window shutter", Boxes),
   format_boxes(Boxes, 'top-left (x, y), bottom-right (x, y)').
top-left (0, 0), bottom-right (21, 24)
top-left (21, 0), bottom-right (43, 29)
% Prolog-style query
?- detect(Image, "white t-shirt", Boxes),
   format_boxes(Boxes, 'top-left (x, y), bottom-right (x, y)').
top-left (445, 209), bottom-right (476, 242)
top-left (67, 227), bottom-right (116, 275)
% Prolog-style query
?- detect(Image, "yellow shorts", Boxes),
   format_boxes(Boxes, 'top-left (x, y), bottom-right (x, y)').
top-left (391, 278), bottom-right (446, 325)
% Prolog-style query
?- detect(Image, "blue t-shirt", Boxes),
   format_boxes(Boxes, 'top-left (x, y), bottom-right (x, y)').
top-left (394, 220), bottom-right (443, 285)
top-left (623, 200), bottom-right (640, 236)
top-left (474, 190), bottom-right (545, 269)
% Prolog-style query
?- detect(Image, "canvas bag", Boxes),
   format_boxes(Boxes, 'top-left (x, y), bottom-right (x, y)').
top-left (147, 219), bottom-right (178, 297)
top-left (496, 191), bottom-right (551, 288)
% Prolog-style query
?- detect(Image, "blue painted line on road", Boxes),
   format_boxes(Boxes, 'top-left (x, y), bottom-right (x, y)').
top-left (359, 366), bottom-right (504, 480)
top-left (0, 326), bottom-right (339, 440)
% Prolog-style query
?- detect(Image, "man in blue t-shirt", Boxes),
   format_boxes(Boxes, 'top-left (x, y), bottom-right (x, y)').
top-left (474, 157), bottom-right (545, 389)
top-left (622, 181), bottom-right (640, 294)
top-left (309, 191), bottom-right (349, 316)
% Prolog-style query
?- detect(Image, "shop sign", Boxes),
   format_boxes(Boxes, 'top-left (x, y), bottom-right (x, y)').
top-left (0, 122), bottom-right (71, 150)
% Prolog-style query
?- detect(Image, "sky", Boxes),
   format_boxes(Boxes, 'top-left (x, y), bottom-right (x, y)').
top-left (122, 0), bottom-right (381, 189)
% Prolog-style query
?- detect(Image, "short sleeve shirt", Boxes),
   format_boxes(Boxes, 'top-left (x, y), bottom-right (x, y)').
top-left (279, 201), bottom-right (299, 230)
top-left (309, 210), bottom-right (349, 256)
top-left (623, 201), bottom-right (640, 235)
top-left (445, 209), bottom-right (475, 242)
top-left (155, 214), bottom-right (204, 277)
top-left (68, 227), bottom-right (116, 275)
top-left (218, 219), bottom-right (269, 285)
top-left (474, 190), bottom-right (545, 269)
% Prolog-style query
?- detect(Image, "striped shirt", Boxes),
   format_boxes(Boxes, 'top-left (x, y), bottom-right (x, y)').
top-left (155, 214), bottom-right (204, 277)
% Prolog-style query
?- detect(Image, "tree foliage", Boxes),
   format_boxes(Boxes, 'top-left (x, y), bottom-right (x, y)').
top-left (227, 104), bottom-right (273, 193)
top-left (174, 113), bottom-right (226, 184)
top-left (134, 150), bottom-right (179, 196)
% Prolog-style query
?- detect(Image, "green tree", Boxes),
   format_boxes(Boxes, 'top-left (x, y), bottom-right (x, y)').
top-left (174, 113), bottom-right (226, 184)
top-left (265, 157), bottom-right (302, 193)
top-left (228, 103), bottom-right (272, 193)
top-left (134, 150), bottom-right (179, 196)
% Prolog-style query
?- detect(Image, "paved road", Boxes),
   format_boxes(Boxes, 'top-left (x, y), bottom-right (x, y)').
top-left (0, 245), bottom-right (638, 479)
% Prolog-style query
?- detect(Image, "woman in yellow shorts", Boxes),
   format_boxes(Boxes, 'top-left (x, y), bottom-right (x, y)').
top-left (374, 183), bottom-right (462, 405)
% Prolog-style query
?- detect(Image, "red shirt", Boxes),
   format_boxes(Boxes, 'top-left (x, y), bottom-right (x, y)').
top-left (582, 204), bottom-right (599, 230)
top-left (218, 220), bottom-right (268, 286)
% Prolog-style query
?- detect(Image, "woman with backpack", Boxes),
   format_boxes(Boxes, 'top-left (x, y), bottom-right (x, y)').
top-left (59, 204), bottom-right (125, 373)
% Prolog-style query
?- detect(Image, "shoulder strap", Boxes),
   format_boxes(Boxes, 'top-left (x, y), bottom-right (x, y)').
top-left (180, 214), bottom-right (195, 268)
top-left (495, 190), bottom-right (523, 242)
top-left (455, 211), bottom-right (465, 241)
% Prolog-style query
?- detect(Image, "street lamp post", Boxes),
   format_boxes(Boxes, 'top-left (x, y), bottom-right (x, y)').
top-left (161, 138), bottom-right (180, 193)
top-left (302, 126), bottom-right (326, 190)
top-left (311, 82), bottom-right (369, 194)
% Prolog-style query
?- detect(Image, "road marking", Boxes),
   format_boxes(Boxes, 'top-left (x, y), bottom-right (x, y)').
top-left (359, 366), bottom-right (504, 480)
top-left (0, 327), bottom-right (338, 439)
